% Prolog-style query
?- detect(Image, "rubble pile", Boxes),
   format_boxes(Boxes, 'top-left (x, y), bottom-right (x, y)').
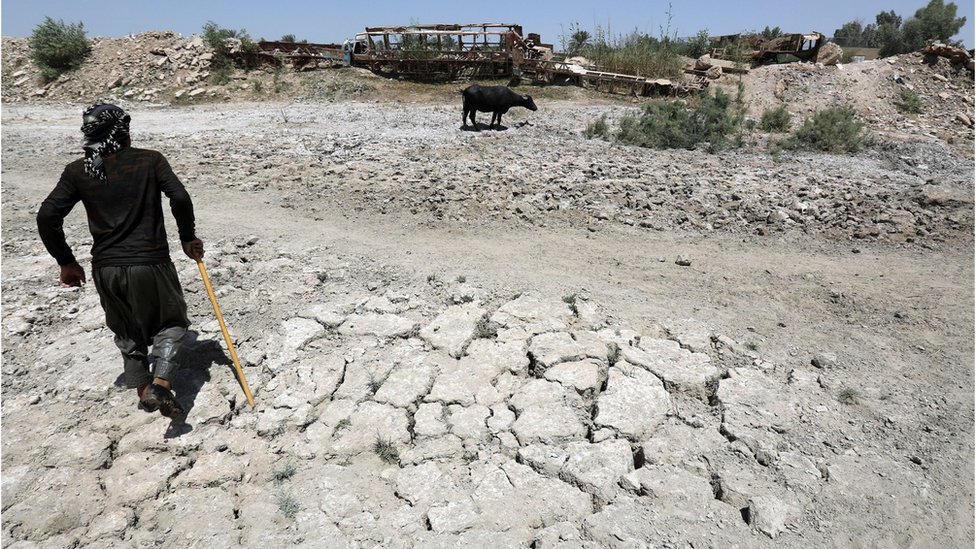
top-left (2, 33), bottom-right (219, 104)
top-left (744, 50), bottom-right (975, 147)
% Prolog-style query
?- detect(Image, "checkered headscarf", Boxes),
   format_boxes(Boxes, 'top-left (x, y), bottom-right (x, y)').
top-left (81, 103), bottom-right (130, 180)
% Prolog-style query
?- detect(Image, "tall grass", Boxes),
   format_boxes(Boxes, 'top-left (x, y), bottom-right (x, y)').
top-left (569, 26), bottom-right (684, 80)
top-left (561, 5), bottom-right (690, 80)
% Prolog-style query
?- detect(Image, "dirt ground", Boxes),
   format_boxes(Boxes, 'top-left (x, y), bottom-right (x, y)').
top-left (1, 43), bottom-right (974, 547)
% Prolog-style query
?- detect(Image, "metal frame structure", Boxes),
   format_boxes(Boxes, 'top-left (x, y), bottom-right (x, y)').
top-left (344, 23), bottom-right (526, 78)
top-left (249, 41), bottom-right (345, 68)
top-left (709, 32), bottom-right (825, 65)
top-left (230, 22), bottom-right (707, 97)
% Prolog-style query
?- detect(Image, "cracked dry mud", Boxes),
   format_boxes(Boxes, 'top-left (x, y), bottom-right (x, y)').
top-left (2, 71), bottom-right (974, 547)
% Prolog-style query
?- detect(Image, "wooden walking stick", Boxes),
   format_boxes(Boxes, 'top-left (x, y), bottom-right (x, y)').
top-left (196, 257), bottom-right (255, 408)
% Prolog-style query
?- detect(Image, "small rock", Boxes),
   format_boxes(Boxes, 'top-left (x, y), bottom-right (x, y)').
top-left (675, 255), bottom-right (692, 267)
top-left (811, 353), bottom-right (838, 369)
top-left (749, 495), bottom-right (793, 538)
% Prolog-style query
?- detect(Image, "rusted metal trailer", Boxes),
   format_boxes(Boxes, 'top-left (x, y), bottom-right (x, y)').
top-left (233, 22), bottom-right (706, 96)
top-left (250, 40), bottom-right (345, 69)
top-left (342, 23), bottom-right (529, 78)
top-left (709, 32), bottom-right (825, 65)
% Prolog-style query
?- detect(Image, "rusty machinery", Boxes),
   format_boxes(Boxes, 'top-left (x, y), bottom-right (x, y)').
top-left (708, 32), bottom-right (825, 65)
top-left (234, 23), bottom-right (703, 97)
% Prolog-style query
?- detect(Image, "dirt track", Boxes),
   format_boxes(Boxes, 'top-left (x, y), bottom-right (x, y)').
top-left (2, 75), bottom-right (974, 547)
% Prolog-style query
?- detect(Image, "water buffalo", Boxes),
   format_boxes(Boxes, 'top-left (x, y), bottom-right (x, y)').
top-left (461, 84), bottom-right (537, 130)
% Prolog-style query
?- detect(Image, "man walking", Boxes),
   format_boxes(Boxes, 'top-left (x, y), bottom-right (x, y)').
top-left (37, 102), bottom-right (204, 419)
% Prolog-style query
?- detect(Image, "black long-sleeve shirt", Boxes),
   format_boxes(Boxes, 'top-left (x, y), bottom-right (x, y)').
top-left (37, 146), bottom-right (196, 268)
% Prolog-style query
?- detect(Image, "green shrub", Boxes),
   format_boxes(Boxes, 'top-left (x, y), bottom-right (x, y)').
top-left (202, 20), bottom-right (260, 81)
top-left (790, 106), bottom-right (864, 153)
top-left (584, 115), bottom-right (609, 139)
top-left (616, 85), bottom-right (745, 151)
top-left (210, 65), bottom-right (232, 85)
top-left (680, 29), bottom-right (711, 59)
top-left (895, 88), bottom-right (922, 114)
top-left (759, 105), bottom-right (792, 132)
top-left (28, 17), bottom-right (90, 80)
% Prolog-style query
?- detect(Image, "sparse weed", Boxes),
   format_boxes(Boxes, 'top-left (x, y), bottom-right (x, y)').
top-left (607, 343), bottom-right (621, 365)
top-left (427, 273), bottom-right (439, 284)
top-left (367, 372), bottom-right (383, 394)
top-left (837, 387), bottom-right (860, 405)
top-left (333, 417), bottom-right (352, 435)
top-left (585, 115), bottom-right (610, 139)
top-left (271, 461), bottom-right (296, 484)
top-left (745, 341), bottom-right (760, 352)
top-left (373, 434), bottom-right (400, 464)
top-left (456, 275), bottom-right (467, 283)
top-left (459, 294), bottom-right (475, 304)
top-left (473, 316), bottom-right (498, 340)
top-left (274, 489), bottom-right (301, 518)
top-left (563, 293), bottom-right (579, 317)
top-left (273, 62), bottom-right (291, 94)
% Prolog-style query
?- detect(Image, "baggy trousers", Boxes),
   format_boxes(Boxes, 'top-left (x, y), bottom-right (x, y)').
top-left (92, 263), bottom-right (190, 388)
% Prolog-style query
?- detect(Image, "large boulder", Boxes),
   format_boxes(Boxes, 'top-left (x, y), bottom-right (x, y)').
top-left (817, 42), bottom-right (843, 65)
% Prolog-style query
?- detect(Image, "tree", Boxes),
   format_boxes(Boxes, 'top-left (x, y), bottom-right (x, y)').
top-left (875, 25), bottom-right (901, 55)
top-left (876, 10), bottom-right (903, 28)
top-left (832, 20), bottom-right (865, 46)
top-left (760, 26), bottom-right (782, 40)
top-left (280, 34), bottom-right (296, 42)
top-left (28, 16), bottom-right (90, 80)
top-left (877, 1), bottom-right (966, 56)
top-left (566, 23), bottom-right (591, 56)
top-left (902, 0), bottom-right (967, 49)
top-left (681, 29), bottom-right (711, 58)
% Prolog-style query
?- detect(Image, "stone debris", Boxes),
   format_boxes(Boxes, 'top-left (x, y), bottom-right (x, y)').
top-left (749, 494), bottom-right (795, 538)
